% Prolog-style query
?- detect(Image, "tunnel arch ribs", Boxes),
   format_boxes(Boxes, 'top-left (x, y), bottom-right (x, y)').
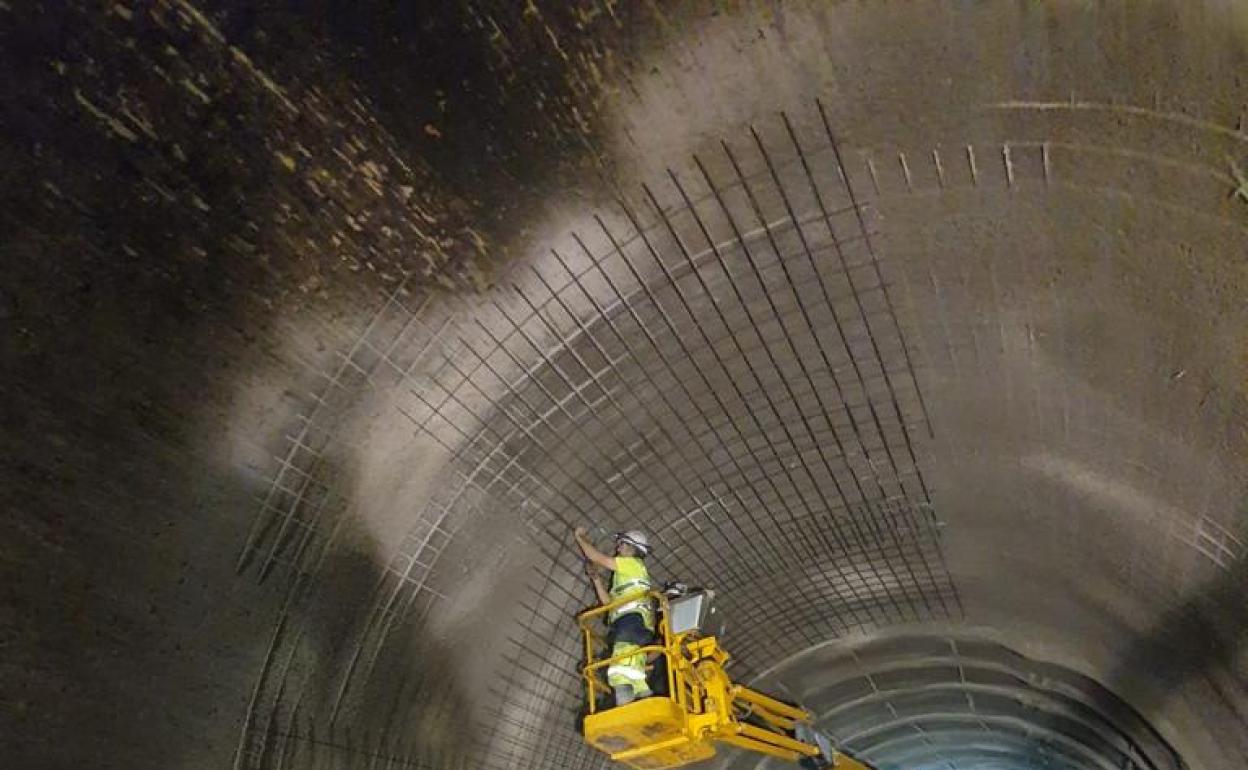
top-left (428, 106), bottom-right (963, 769)
top-left (234, 102), bottom-right (973, 770)
top-left (733, 633), bottom-right (1187, 770)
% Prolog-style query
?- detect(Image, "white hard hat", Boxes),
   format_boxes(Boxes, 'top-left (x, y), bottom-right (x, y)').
top-left (615, 530), bottom-right (652, 556)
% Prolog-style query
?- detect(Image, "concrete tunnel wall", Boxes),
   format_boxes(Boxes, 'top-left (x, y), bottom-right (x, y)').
top-left (3, 1), bottom-right (1248, 769)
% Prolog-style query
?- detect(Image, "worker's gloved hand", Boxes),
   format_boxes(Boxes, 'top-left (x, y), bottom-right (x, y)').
top-left (574, 525), bottom-right (589, 540)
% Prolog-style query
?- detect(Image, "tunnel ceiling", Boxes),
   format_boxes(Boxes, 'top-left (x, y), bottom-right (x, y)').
top-left (4, 3), bottom-right (1248, 770)
top-left (728, 633), bottom-right (1185, 770)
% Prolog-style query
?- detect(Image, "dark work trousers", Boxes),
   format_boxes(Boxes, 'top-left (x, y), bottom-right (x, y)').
top-left (607, 611), bottom-right (652, 647)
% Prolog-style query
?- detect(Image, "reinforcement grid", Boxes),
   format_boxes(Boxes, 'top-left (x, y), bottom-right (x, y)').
top-left (406, 104), bottom-right (961, 770)
top-left (237, 102), bottom-right (961, 770)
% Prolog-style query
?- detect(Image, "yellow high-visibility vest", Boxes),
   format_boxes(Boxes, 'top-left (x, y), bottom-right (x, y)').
top-left (608, 556), bottom-right (654, 626)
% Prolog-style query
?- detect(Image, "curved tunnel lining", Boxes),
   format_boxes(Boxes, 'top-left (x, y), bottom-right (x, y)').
top-left (743, 633), bottom-right (1184, 770)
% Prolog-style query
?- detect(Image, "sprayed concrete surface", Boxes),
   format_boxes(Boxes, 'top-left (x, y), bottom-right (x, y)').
top-left (3, 2), bottom-right (1248, 769)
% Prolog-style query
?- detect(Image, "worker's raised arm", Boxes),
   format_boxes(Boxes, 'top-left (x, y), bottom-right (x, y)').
top-left (574, 526), bottom-right (616, 571)
top-left (585, 562), bottom-right (610, 606)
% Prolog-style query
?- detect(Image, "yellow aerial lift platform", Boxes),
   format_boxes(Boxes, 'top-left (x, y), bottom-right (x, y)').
top-left (578, 589), bottom-right (874, 770)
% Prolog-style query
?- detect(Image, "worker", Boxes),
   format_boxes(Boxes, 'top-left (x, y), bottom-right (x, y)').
top-left (574, 526), bottom-right (655, 706)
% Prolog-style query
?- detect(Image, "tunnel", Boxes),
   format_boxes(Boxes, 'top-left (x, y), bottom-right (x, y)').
top-left (3, 1), bottom-right (1248, 769)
